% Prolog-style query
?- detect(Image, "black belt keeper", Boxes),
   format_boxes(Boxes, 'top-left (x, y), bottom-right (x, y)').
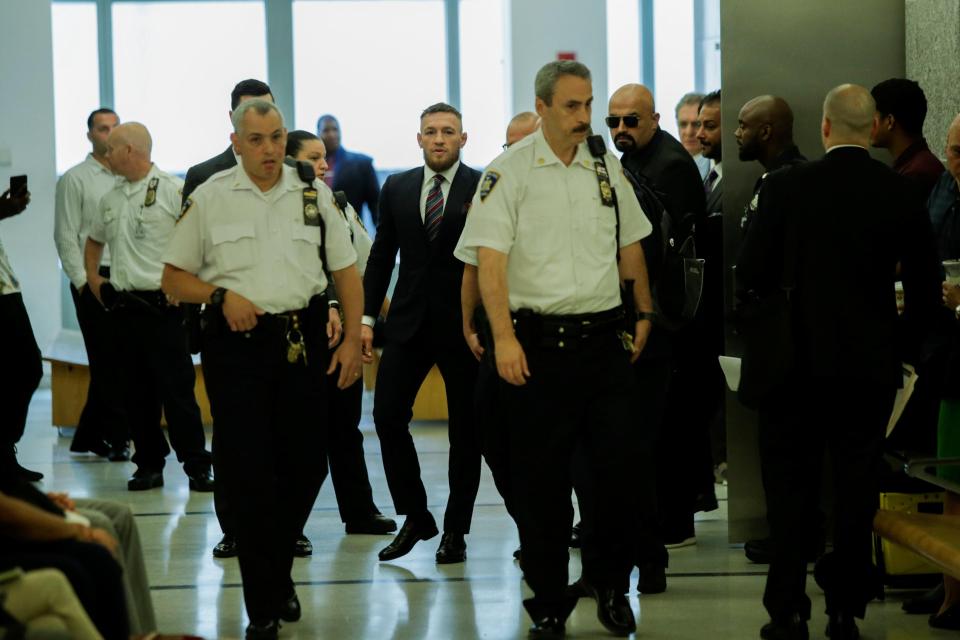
top-left (512, 307), bottom-right (624, 351)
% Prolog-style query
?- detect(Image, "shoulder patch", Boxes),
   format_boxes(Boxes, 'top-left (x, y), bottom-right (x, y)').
top-left (178, 197), bottom-right (194, 223)
top-left (479, 171), bottom-right (501, 202)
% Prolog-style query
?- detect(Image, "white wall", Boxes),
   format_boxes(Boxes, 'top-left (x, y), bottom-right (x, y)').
top-left (0, 0), bottom-right (60, 353)
top-left (508, 0), bottom-right (608, 136)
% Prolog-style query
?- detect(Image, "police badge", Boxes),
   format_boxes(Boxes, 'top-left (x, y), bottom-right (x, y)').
top-left (144, 177), bottom-right (159, 207)
top-left (479, 171), bottom-right (500, 202)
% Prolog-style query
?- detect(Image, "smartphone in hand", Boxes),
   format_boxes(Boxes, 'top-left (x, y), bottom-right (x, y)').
top-left (9, 175), bottom-right (27, 197)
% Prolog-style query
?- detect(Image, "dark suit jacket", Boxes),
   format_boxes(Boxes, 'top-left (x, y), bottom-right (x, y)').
top-left (704, 169), bottom-right (723, 216)
top-left (363, 163), bottom-right (481, 345)
top-left (182, 147), bottom-right (236, 203)
top-left (330, 148), bottom-right (381, 224)
top-left (736, 146), bottom-right (940, 387)
top-left (621, 128), bottom-right (706, 225)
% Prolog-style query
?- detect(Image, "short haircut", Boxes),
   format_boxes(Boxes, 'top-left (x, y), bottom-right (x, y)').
top-left (231, 99), bottom-right (284, 133)
top-left (871, 78), bottom-right (927, 136)
top-left (535, 60), bottom-right (591, 105)
top-left (286, 130), bottom-right (319, 158)
top-left (316, 114), bottom-right (338, 131)
top-left (823, 84), bottom-right (875, 138)
top-left (87, 108), bottom-right (118, 130)
top-left (699, 90), bottom-right (721, 112)
top-left (230, 79), bottom-right (272, 111)
top-left (420, 102), bottom-right (462, 122)
top-left (675, 92), bottom-right (705, 118)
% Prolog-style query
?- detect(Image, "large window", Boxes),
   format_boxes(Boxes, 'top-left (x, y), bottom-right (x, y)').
top-left (112, 1), bottom-right (267, 175)
top-left (653, 0), bottom-right (695, 140)
top-left (606, 0), bottom-right (641, 104)
top-left (293, 0), bottom-right (446, 170)
top-left (459, 0), bottom-right (508, 168)
top-left (52, 2), bottom-right (100, 175)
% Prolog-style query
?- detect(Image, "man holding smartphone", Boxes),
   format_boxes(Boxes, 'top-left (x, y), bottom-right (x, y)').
top-left (0, 181), bottom-right (43, 481)
top-left (54, 108), bottom-right (130, 461)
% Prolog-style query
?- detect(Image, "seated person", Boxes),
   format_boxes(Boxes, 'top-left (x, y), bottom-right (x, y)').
top-left (0, 567), bottom-right (102, 639)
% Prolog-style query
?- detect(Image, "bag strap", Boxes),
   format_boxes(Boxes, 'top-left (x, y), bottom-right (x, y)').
top-left (586, 135), bottom-right (621, 261)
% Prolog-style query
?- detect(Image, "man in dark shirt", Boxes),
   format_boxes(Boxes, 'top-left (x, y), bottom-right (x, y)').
top-left (928, 114), bottom-right (960, 260)
top-left (871, 78), bottom-right (944, 201)
top-left (317, 115), bottom-right (381, 226)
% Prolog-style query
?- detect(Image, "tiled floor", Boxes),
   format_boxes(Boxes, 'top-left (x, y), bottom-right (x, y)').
top-left (17, 388), bottom-right (956, 639)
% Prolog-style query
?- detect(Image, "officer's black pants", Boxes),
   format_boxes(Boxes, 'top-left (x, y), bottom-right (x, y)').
top-left (0, 539), bottom-right (129, 640)
top-left (502, 333), bottom-right (639, 614)
top-left (202, 313), bottom-right (329, 623)
top-left (325, 364), bottom-right (379, 522)
top-left (70, 270), bottom-right (128, 448)
top-left (114, 303), bottom-right (210, 474)
top-left (0, 293), bottom-right (42, 459)
top-left (577, 355), bottom-right (669, 577)
top-left (758, 376), bottom-right (893, 621)
top-left (373, 323), bottom-right (481, 534)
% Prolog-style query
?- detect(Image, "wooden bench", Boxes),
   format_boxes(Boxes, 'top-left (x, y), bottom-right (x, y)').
top-left (44, 330), bottom-right (213, 427)
top-left (873, 511), bottom-right (960, 579)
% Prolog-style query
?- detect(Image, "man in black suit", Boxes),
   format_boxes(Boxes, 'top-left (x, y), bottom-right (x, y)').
top-left (737, 84), bottom-right (940, 640)
top-left (317, 115), bottom-right (381, 226)
top-left (181, 79), bottom-right (273, 561)
top-left (362, 103), bottom-right (482, 564)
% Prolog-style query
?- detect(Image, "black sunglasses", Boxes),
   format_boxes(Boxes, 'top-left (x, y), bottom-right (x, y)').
top-left (605, 115), bottom-right (640, 128)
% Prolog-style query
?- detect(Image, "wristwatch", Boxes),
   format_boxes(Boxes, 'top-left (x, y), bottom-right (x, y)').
top-left (328, 300), bottom-right (341, 311)
top-left (209, 287), bottom-right (228, 306)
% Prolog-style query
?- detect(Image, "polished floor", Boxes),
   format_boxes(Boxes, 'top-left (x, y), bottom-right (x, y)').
top-left (17, 387), bottom-right (957, 639)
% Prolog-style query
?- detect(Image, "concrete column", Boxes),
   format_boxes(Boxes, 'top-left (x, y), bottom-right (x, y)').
top-left (906, 0), bottom-right (960, 153)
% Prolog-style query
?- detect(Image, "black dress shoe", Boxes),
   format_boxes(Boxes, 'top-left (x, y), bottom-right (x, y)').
top-left (245, 619), bottom-right (279, 640)
top-left (760, 615), bottom-right (809, 640)
top-left (186, 468), bottom-right (215, 492)
top-left (569, 521), bottom-right (582, 548)
top-left (213, 534), bottom-right (238, 558)
top-left (293, 535), bottom-right (312, 557)
top-left (70, 436), bottom-right (110, 457)
top-left (929, 603), bottom-right (960, 630)
top-left (378, 516), bottom-right (439, 561)
top-left (745, 537), bottom-right (824, 564)
top-left (567, 576), bottom-right (596, 600)
top-left (128, 469), bottom-right (163, 491)
top-left (903, 582), bottom-right (944, 614)
top-left (825, 613), bottom-right (858, 639)
top-left (595, 587), bottom-right (636, 636)
top-left (345, 514), bottom-right (398, 534)
top-left (279, 591), bottom-right (301, 622)
top-left (435, 532), bottom-right (467, 564)
top-left (528, 616), bottom-right (565, 638)
top-left (637, 562), bottom-right (667, 594)
top-left (107, 444), bottom-right (130, 462)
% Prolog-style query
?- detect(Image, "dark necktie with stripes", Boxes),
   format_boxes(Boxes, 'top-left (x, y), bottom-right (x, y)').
top-left (425, 174), bottom-right (445, 241)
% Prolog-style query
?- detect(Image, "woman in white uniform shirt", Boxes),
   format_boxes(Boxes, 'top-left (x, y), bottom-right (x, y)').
top-left (285, 131), bottom-right (396, 536)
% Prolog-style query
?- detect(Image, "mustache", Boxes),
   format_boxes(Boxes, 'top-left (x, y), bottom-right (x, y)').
top-left (614, 133), bottom-right (634, 142)
top-left (573, 124), bottom-right (590, 133)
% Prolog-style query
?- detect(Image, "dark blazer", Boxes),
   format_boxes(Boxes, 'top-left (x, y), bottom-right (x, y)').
top-left (621, 128), bottom-right (706, 225)
top-left (363, 162), bottom-right (482, 345)
top-left (182, 147), bottom-right (236, 202)
top-left (736, 146), bottom-right (941, 387)
top-left (330, 148), bottom-right (381, 224)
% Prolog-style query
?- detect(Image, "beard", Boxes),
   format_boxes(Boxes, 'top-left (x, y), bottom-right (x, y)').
top-left (423, 148), bottom-right (459, 173)
top-left (614, 134), bottom-right (637, 153)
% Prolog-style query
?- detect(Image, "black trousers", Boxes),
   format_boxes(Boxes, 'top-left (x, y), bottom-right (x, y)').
top-left (202, 308), bottom-right (329, 623)
top-left (0, 539), bottom-right (129, 640)
top-left (0, 293), bottom-right (42, 458)
top-left (114, 300), bottom-right (210, 474)
top-left (69, 271), bottom-right (128, 448)
top-left (759, 377), bottom-right (894, 621)
top-left (578, 355), bottom-right (669, 576)
top-left (501, 333), bottom-right (639, 615)
top-left (658, 350), bottom-right (724, 539)
top-left (474, 359), bottom-right (516, 521)
top-left (325, 363), bottom-right (380, 522)
top-left (373, 323), bottom-right (481, 533)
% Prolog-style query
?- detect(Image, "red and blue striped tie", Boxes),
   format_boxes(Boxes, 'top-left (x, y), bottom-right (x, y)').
top-left (425, 174), bottom-right (445, 241)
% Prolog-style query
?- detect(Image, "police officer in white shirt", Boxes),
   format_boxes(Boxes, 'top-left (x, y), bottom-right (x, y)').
top-left (285, 130), bottom-right (397, 537)
top-left (455, 60), bottom-right (655, 638)
top-left (84, 122), bottom-right (213, 494)
top-left (54, 108), bottom-right (129, 460)
top-left (161, 100), bottom-right (363, 640)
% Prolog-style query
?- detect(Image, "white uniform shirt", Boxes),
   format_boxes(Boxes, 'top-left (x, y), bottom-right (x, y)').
top-left (0, 234), bottom-right (19, 296)
top-left (88, 165), bottom-right (183, 291)
top-left (454, 127), bottom-right (651, 315)
top-left (338, 202), bottom-right (373, 276)
top-left (54, 154), bottom-right (119, 288)
top-left (163, 164), bottom-right (357, 314)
